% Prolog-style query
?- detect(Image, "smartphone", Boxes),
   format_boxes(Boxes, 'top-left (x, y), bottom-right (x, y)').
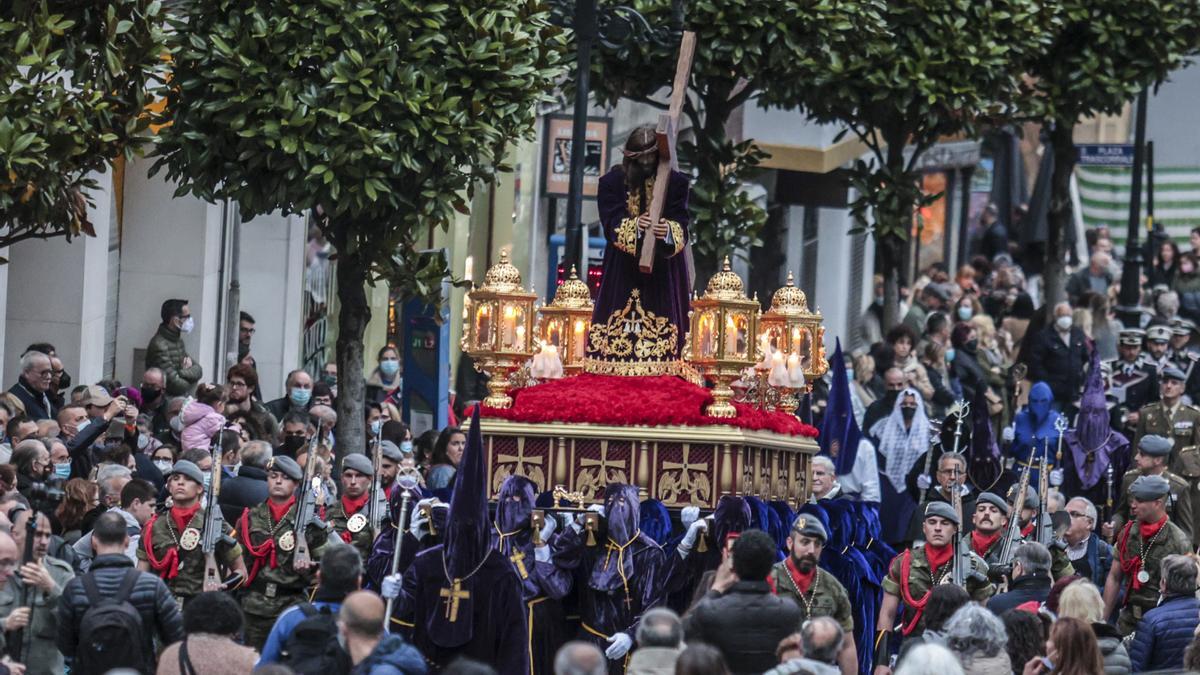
top-left (107, 417), bottom-right (126, 438)
top-left (1039, 657), bottom-right (1054, 671)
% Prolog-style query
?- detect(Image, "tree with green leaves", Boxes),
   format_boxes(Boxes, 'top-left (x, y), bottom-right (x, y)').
top-left (0, 0), bottom-right (165, 255)
top-left (588, 0), bottom-right (883, 283)
top-left (153, 0), bottom-right (565, 450)
top-left (762, 0), bottom-right (1059, 330)
top-left (1026, 0), bottom-right (1200, 306)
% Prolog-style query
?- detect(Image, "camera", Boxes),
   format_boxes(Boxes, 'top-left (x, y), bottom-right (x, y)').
top-left (26, 478), bottom-right (65, 514)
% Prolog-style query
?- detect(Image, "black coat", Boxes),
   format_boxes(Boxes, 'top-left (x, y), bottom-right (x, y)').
top-left (219, 465), bottom-right (269, 524)
top-left (683, 580), bottom-right (802, 675)
top-left (981, 220), bottom-right (1009, 260)
top-left (8, 377), bottom-right (56, 421)
top-left (56, 554), bottom-right (184, 660)
top-left (953, 349), bottom-right (990, 405)
top-left (986, 574), bottom-right (1051, 616)
top-left (1025, 326), bottom-right (1090, 404)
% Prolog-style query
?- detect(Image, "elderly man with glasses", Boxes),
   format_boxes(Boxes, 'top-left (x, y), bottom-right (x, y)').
top-left (1062, 496), bottom-right (1113, 590)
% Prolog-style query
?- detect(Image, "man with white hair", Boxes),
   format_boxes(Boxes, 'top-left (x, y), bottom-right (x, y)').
top-left (1027, 302), bottom-right (1089, 405)
top-left (7, 351), bottom-right (55, 421)
top-left (1066, 251), bottom-right (1114, 306)
top-left (555, 641), bottom-right (607, 675)
top-left (810, 456), bottom-right (841, 501)
top-left (1063, 496), bottom-right (1112, 589)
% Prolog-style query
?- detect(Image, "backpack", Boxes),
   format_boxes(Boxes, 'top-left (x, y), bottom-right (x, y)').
top-left (74, 568), bottom-right (148, 675)
top-left (280, 603), bottom-right (351, 675)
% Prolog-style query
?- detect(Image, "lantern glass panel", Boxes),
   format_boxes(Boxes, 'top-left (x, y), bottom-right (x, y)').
top-left (725, 312), bottom-right (749, 359)
top-left (501, 303), bottom-right (527, 350)
top-left (545, 317), bottom-right (564, 348)
top-left (797, 326), bottom-right (813, 363)
top-left (696, 309), bottom-right (718, 358)
top-left (763, 323), bottom-right (783, 353)
top-left (475, 303), bottom-right (494, 350)
top-left (572, 318), bottom-right (589, 358)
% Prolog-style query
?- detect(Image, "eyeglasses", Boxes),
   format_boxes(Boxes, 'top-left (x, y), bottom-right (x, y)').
top-left (1068, 510), bottom-right (1091, 520)
top-left (229, 381), bottom-right (247, 388)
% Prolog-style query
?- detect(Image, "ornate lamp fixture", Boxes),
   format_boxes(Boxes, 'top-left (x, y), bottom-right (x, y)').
top-left (758, 272), bottom-right (827, 410)
top-left (536, 266), bottom-right (594, 376)
top-left (461, 250), bottom-right (538, 409)
top-left (688, 257), bottom-right (759, 418)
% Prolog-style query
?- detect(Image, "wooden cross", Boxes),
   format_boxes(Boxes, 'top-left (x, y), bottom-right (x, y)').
top-left (439, 578), bottom-right (470, 622)
top-left (509, 549), bottom-right (529, 580)
top-left (663, 445), bottom-right (708, 493)
top-left (638, 30), bottom-right (697, 274)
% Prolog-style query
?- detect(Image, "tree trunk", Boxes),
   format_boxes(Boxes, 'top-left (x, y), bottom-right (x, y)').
top-left (1043, 122), bottom-right (1076, 308)
top-left (875, 136), bottom-right (914, 331)
top-left (879, 232), bottom-right (905, 330)
top-left (332, 228), bottom-right (370, 457)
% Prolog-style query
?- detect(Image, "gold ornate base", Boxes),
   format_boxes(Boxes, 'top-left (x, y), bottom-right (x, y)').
top-left (705, 379), bottom-right (737, 418)
top-left (484, 373), bottom-right (514, 409)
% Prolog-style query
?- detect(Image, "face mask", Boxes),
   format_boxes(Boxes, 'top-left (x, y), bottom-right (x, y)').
top-left (400, 440), bottom-right (414, 454)
top-left (75, 418), bottom-right (91, 435)
top-left (322, 374), bottom-right (338, 387)
top-left (901, 406), bottom-right (917, 421)
top-left (180, 317), bottom-right (195, 334)
top-left (137, 434), bottom-right (150, 450)
top-left (169, 416), bottom-right (183, 435)
top-left (1056, 315), bottom-right (1073, 331)
top-left (370, 419), bottom-right (383, 436)
top-left (289, 387), bottom-right (312, 407)
top-left (154, 459), bottom-right (173, 472)
top-left (326, 431), bottom-right (335, 449)
top-left (282, 435), bottom-right (307, 455)
top-left (58, 371), bottom-right (71, 391)
top-left (945, 348), bottom-right (956, 362)
top-left (957, 306), bottom-right (973, 321)
top-left (202, 473), bottom-right (212, 490)
top-left (966, 339), bottom-right (979, 352)
top-left (140, 385), bottom-right (161, 403)
top-left (53, 462), bottom-right (71, 479)
top-left (379, 359), bottom-right (400, 377)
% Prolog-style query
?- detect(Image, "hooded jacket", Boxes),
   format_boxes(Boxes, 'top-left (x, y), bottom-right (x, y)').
top-left (349, 633), bottom-right (427, 675)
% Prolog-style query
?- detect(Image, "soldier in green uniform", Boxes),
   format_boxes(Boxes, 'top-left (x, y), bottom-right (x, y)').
top-left (1108, 434), bottom-right (1192, 543)
top-left (327, 453), bottom-right (377, 561)
top-left (137, 460), bottom-right (246, 607)
top-left (968, 492), bottom-right (1009, 565)
top-left (1134, 365), bottom-right (1200, 547)
top-left (0, 510), bottom-right (74, 674)
top-left (767, 516), bottom-right (857, 675)
top-left (874, 502), bottom-right (990, 675)
top-left (1102, 474), bottom-right (1193, 636)
top-left (238, 455), bottom-right (330, 649)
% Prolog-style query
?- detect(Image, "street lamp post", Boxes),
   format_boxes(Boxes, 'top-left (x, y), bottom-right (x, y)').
top-left (1117, 87), bottom-right (1148, 325)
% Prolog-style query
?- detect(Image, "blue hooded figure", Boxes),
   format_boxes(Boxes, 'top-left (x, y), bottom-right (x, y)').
top-left (1009, 381), bottom-right (1065, 485)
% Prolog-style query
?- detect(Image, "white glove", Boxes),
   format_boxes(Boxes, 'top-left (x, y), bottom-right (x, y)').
top-left (409, 498), bottom-right (435, 538)
top-left (573, 504), bottom-right (605, 533)
top-left (1001, 425), bottom-right (1015, 443)
top-left (539, 515), bottom-right (557, 543)
top-left (535, 545), bottom-right (551, 564)
top-left (677, 519), bottom-right (708, 559)
top-left (605, 633), bottom-right (633, 660)
top-left (1049, 468), bottom-right (1064, 487)
top-left (916, 474), bottom-right (932, 490)
top-left (680, 506), bottom-right (700, 529)
top-left (380, 573), bottom-right (402, 600)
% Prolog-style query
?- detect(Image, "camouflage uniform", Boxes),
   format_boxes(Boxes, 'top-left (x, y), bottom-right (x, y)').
top-left (882, 545), bottom-right (992, 635)
top-left (327, 500), bottom-right (374, 562)
top-left (767, 563), bottom-right (853, 633)
top-left (1134, 402), bottom-right (1200, 546)
top-left (238, 501), bottom-right (329, 649)
top-left (0, 556), bottom-right (74, 675)
top-left (1113, 519), bottom-right (1191, 635)
top-left (1111, 468), bottom-right (1193, 542)
top-left (137, 507), bottom-right (241, 606)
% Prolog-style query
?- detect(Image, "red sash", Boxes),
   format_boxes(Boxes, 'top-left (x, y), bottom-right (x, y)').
top-left (897, 545), bottom-right (952, 635)
top-left (1117, 515), bottom-right (1167, 591)
top-left (971, 530), bottom-right (1002, 557)
top-left (240, 497), bottom-right (295, 585)
top-left (141, 514), bottom-right (180, 580)
top-left (785, 556), bottom-right (816, 594)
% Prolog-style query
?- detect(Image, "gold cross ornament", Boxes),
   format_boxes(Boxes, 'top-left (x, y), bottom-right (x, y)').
top-left (509, 549), bottom-right (529, 579)
top-left (439, 578), bottom-right (470, 622)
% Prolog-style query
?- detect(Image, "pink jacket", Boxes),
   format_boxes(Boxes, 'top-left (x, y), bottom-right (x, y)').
top-left (180, 401), bottom-right (225, 451)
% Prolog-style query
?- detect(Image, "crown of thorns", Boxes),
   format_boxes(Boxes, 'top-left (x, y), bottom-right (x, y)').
top-left (622, 145), bottom-right (658, 159)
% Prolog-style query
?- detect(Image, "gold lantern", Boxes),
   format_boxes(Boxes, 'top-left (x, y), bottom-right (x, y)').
top-left (759, 271), bottom-right (828, 405)
top-left (537, 266), bottom-right (593, 375)
top-left (461, 250), bottom-right (538, 409)
top-left (688, 257), bottom-right (759, 418)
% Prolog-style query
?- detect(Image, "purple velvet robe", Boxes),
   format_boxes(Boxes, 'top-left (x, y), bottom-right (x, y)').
top-left (493, 528), bottom-right (572, 675)
top-left (586, 168), bottom-right (691, 373)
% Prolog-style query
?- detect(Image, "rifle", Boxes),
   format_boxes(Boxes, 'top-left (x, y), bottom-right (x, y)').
top-left (292, 432), bottom-right (320, 569)
top-left (919, 417), bottom-right (944, 506)
top-left (367, 428), bottom-right (388, 541)
top-left (1035, 436), bottom-right (1054, 548)
top-left (950, 464), bottom-right (968, 586)
top-left (9, 509), bottom-right (37, 663)
top-left (202, 432), bottom-right (226, 591)
top-left (995, 461), bottom-right (1032, 571)
top-left (384, 476), bottom-right (419, 632)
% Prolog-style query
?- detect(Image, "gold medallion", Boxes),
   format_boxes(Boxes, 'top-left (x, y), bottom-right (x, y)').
top-left (278, 530), bottom-right (296, 552)
top-left (347, 513), bottom-right (368, 534)
top-left (179, 528), bottom-right (201, 551)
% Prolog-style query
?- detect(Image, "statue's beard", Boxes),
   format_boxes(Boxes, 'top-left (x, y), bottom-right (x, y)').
top-left (627, 162), bottom-right (650, 185)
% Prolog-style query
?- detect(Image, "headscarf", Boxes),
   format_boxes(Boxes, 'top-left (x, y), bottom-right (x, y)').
top-left (871, 387), bottom-right (930, 492)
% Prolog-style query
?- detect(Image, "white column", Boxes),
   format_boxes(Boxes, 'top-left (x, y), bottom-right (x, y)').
top-left (237, 213), bottom-right (305, 401)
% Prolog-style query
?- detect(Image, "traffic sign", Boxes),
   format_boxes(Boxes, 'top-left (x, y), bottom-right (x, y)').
top-left (1077, 144), bottom-right (1135, 166)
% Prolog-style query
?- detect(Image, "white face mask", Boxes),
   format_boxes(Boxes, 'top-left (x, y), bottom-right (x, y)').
top-left (1056, 315), bottom-right (1073, 331)
top-left (180, 317), bottom-right (195, 334)
top-left (154, 459), bottom-right (173, 472)
top-left (137, 434), bottom-right (150, 450)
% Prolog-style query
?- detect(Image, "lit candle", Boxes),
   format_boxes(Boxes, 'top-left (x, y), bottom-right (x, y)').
top-left (547, 345), bottom-right (564, 379)
top-left (787, 351), bottom-right (805, 388)
top-left (515, 324), bottom-right (526, 349)
top-left (757, 334), bottom-right (771, 368)
top-left (530, 345), bottom-right (547, 378)
top-left (769, 351), bottom-right (787, 387)
top-left (573, 319), bottom-right (587, 359)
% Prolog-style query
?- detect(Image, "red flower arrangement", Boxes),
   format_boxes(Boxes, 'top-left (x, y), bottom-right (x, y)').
top-left (475, 374), bottom-right (818, 437)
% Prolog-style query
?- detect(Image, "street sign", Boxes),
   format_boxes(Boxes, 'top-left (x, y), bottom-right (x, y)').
top-left (1077, 144), bottom-right (1135, 166)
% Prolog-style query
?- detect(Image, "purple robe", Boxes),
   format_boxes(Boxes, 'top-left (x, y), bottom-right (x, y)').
top-left (1063, 351), bottom-right (1130, 511)
top-left (585, 168), bottom-right (691, 375)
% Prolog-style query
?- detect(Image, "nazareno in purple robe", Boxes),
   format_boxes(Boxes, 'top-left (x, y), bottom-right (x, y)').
top-left (493, 476), bottom-right (573, 675)
top-left (584, 167), bottom-right (691, 376)
top-left (1063, 351), bottom-right (1130, 512)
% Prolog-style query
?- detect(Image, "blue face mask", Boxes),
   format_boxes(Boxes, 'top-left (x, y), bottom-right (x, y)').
top-left (289, 387), bottom-right (312, 407)
top-left (945, 348), bottom-right (956, 363)
top-left (202, 473), bottom-right (212, 491)
top-left (53, 462), bottom-right (71, 479)
top-left (379, 359), bottom-right (400, 377)
top-left (370, 419), bottom-right (383, 436)
top-left (400, 440), bottom-right (414, 454)
top-left (75, 418), bottom-right (91, 435)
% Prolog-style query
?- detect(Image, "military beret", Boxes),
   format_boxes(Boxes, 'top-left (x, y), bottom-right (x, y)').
top-left (266, 455), bottom-right (303, 481)
top-left (341, 452), bottom-right (375, 476)
top-left (923, 501), bottom-right (960, 526)
top-left (1130, 474), bottom-right (1171, 501)
top-left (1138, 434), bottom-right (1174, 457)
top-left (790, 515), bottom-right (828, 544)
top-left (975, 492), bottom-right (1010, 517)
top-left (166, 460), bottom-right (205, 486)
top-left (1147, 325), bottom-right (1172, 343)
top-left (1007, 483), bottom-right (1039, 511)
top-left (1162, 365), bottom-right (1188, 382)
top-left (1119, 329), bottom-right (1146, 346)
top-left (380, 441), bottom-right (403, 462)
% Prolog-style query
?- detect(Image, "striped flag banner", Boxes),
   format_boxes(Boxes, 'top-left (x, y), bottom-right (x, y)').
top-left (1076, 165), bottom-right (1200, 245)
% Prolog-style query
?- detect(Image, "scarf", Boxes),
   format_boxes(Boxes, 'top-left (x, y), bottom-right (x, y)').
top-left (268, 495), bottom-right (296, 524)
top-left (870, 388), bottom-right (930, 492)
top-left (897, 543), bottom-right (953, 636)
top-left (1118, 515), bottom-right (1168, 591)
top-left (240, 497), bottom-right (295, 585)
top-left (170, 503), bottom-right (201, 534)
top-left (339, 493), bottom-right (370, 543)
top-left (1020, 521), bottom-right (1034, 539)
top-left (785, 556), bottom-right (816, 594)
top-left (141, 514), bottom-right (180, 580)
top-left (971, 530), bottom-right (1002, 557)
